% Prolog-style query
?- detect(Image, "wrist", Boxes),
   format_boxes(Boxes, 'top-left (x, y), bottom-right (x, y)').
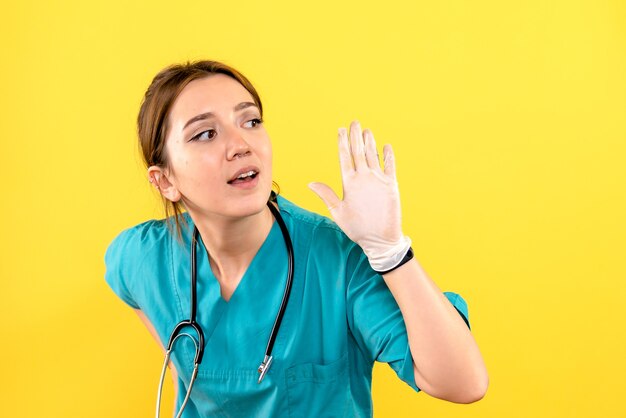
top-left (375, 246), bottom-right (414, 275)
top-left (366, 235), bottom-right (412, 273)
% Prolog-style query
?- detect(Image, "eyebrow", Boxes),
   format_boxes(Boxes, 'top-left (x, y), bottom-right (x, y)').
top-left (182, 102), bottom-right (258, 130)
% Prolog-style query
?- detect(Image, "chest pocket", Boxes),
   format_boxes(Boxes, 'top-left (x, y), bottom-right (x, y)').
top-left (285, 353), bottom-right (351, 418)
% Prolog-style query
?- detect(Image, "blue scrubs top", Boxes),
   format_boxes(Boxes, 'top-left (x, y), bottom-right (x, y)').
top-left (104, 195), bottom-right (470, 417)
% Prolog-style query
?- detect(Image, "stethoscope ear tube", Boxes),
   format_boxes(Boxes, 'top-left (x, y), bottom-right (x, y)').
top-left (155, 350), bottom-right (172, 418)
top-left (156, 333), bottom-right (200, 418)
top-left (156, 362), bottom-right (198, 418)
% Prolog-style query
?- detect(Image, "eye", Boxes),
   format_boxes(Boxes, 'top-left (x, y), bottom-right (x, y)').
top-left (243, 117), bottom-right (263, 128)
top-left (190, 129), bottom-right (216, 142)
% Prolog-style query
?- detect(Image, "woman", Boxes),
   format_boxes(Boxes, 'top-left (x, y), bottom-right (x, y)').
top-left (104, 60), bottom-right (488, 417)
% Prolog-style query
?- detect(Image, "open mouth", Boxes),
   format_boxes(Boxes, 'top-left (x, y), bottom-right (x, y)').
top-left (227, 169), bottom-right (259, 185)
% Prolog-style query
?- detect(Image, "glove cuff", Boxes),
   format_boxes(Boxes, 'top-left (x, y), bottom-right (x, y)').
top-left (367, 236), bottom-right (413, 273)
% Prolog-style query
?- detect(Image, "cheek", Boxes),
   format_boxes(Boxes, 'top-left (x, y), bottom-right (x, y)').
top-left (266, 144), bottom-right (273, 161)
top-left (263, 143), bottom-right (273, 182)
top-left (173, 153), bottom-right (218, 187)
top-left (261, 136), bottom-right (273, 161)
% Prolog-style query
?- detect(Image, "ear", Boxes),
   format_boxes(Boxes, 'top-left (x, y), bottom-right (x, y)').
top-left (147, 165), bottom-right (182, 202)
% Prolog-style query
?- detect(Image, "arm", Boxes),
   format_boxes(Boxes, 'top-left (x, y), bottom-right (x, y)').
top-left (104, 227), bottom-right (181, 407)
top-left (134, 309), bottom-right (179, 405)
top-left (382, 260), bottom-right (488, 403)
top-left (309, 121), bottom-right (488, 403)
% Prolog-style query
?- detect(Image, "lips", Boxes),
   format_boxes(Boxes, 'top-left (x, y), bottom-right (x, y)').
top-left (227, 166), bottom-right (260, 184)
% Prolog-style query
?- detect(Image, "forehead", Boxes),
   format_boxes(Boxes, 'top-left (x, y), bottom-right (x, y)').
top-left (168, 74), bottom-right (255, 123)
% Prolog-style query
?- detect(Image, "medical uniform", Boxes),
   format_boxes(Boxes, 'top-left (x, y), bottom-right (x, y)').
top-left (104, 195), bottom-right (470, 417)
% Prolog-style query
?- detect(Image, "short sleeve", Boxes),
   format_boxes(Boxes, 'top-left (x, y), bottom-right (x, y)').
top-left (444, 291), bottom-right (470, 330)
top-left (346, 246), bottom-right (471, 393)
top-left (104, 228), bottom-right (141, 309)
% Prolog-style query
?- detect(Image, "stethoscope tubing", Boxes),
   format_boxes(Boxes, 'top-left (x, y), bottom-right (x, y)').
top-left (263, 201), bottom-right (294, 360)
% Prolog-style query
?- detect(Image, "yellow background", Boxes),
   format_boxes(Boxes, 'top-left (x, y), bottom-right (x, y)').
top-left (1, 0), bottom-right (624, 416)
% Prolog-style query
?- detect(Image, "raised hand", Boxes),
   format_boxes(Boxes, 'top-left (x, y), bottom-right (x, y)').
top-left (308, 121), bottom-right (410, 272)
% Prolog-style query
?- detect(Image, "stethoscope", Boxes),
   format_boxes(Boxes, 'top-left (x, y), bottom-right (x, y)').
top-left (156, 193), bottom-right (295, 418)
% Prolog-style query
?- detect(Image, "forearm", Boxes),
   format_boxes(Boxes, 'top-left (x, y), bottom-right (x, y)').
top-left (382, 258), bottom-right (488, 403)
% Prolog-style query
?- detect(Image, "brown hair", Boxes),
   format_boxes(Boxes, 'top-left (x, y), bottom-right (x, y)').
top-left (137, 60), bottom-right (275, 240)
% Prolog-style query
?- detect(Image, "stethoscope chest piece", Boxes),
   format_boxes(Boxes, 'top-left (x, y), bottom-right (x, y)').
top-left (257, 355), bottom-right (274, 383)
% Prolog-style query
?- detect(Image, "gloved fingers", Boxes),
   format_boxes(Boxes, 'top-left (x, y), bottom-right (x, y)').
top-left (308, 182), bottom-right (342, 212)
top-left (363, 128), bottom-right (382, 172)
top-left (383, 144), bottom-right (397, 180)
top-left (349, 121), bottom-right (367, 171)
top-left (338, 127), bottom-right (353, 176)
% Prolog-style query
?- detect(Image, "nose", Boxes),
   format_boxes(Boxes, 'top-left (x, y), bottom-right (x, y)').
top-left (225, 126), bottom-right (251, 160)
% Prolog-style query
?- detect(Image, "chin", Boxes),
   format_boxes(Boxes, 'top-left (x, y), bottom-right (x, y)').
top-left (225, 187), bottom-right (272, 218)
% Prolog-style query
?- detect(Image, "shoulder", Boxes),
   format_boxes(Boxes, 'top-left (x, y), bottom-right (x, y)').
top-left (103, 217), bottom-right (176, 309)
top-left (276, 195), bottom-right (337, 229)
top-left (276, 195), bottom-right (364, 272)
top-left (105, 217), bottom-right (172, 261)
top-left (276, 195), bottom-right (355, 249)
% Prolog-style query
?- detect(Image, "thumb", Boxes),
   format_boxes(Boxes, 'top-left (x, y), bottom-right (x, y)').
top-left (308, 182), bottom-right (341, 211)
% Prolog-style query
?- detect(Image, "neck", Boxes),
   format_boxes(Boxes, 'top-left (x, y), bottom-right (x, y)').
top-left (189, 202), bottom-right (276, 283)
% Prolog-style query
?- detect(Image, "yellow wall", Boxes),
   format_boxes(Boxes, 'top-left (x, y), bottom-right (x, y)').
top-left (1, 0), bottom-right (624, 416)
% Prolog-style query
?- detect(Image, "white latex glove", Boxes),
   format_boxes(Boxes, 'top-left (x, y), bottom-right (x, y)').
top-left (308, 121), bottom-right (411, 272)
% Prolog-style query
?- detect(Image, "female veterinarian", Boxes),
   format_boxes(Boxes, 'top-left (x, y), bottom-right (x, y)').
top-left (104, 60), bottom-right (488, 417)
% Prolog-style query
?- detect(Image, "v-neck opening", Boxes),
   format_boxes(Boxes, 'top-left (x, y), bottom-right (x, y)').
top-left (197, 207), bottom-right (281, 306)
